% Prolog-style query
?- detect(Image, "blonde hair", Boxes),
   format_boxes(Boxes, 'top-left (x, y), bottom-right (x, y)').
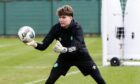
top-left (56, 5), bottom-right (74, 17)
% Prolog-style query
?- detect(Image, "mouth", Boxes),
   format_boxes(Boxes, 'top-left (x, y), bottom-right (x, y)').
top-left (60, 23), bottom-right (65, 26)
top-left (60, 22), bottom-right (64, 24)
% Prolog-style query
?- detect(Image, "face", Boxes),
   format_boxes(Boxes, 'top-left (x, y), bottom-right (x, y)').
top-left (59, 15), bottom-right (72, 29)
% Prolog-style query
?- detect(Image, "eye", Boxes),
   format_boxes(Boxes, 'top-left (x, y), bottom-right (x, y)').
top-left (62, 16), bottom-right (66, 19)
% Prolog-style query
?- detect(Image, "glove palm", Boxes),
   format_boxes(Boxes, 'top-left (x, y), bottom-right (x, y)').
top-left (53, 41), bottom-right (67, 53)
top-left (26, 40), bottom-right (37, 47)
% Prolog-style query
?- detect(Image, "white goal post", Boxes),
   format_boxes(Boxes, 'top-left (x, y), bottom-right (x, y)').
top-left (101, 0), bottom-right (140, 66)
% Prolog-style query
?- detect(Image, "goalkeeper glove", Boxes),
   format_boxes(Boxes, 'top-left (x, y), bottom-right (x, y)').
top-left (53, 40), bottom-right (67, 53)
top-left (26, 40), bottom-right (37, 47)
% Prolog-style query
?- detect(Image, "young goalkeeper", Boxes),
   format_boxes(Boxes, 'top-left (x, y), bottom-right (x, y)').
top-left (27, 5), bottom-right (106, 84)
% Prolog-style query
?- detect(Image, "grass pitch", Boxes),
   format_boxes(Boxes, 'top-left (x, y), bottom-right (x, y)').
top-left (0, 37), bottom-right (140, 84)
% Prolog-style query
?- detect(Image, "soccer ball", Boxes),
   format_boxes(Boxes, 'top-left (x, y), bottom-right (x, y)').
top-left (18, 26), bottom-right (35, 43)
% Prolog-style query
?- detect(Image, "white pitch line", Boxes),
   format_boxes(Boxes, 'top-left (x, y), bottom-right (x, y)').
top-left (24, 66), bottom-right (103, 84)
top-left (24, 79), bottom-right (46, 84)
top-left (24, 71), bottom-right (80, 84)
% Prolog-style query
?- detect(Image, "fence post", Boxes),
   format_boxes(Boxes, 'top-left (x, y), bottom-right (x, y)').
top-left (51, 0), bottom-right (53, 26)
top-left (3, 2), bottom-right (6, 35)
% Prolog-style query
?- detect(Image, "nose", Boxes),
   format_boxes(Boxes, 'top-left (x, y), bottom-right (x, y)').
top-left (59, 18), bottom-right (63, 22)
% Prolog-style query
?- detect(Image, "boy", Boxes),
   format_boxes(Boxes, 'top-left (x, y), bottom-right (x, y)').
top-left (27, 5), bottom-right (106, 84)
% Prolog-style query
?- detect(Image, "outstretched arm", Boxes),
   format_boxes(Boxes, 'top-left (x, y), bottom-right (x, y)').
top-left (27, 26), bottom-right (56, 51)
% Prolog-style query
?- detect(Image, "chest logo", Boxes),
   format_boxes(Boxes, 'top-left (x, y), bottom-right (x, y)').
top-left (71, 36), bottom-right (73, 40)
top-left (58, 37), bottom-right (62, 41)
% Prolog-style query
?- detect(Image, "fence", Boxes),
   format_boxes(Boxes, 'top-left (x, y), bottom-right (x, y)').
top-left (0, 0), bottom-right (101, 35)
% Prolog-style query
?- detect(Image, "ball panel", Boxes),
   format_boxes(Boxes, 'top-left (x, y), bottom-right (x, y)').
top-left (18, 26), bottom-right (35, 43)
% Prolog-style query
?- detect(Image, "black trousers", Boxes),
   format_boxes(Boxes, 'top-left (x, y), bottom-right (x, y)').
top-left (45, 60), bottom-right (106, 84)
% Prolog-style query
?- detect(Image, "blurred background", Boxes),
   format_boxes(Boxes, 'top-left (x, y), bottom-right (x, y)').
top-left (0, 0), bottom-right (126, 36)
top-left (0, 0), bottom-right (100, 36)
top-left (1, 0), bottom-right (140, 84)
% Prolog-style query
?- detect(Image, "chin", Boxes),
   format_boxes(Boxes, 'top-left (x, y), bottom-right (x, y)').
top-left (61, 25), bottom-right (66, 28)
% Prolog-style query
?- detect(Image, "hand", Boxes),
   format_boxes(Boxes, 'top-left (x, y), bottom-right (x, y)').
top-left (26, 40), bottom-right (37, 47)
top-left (53, 40), bottom-right (67, 53)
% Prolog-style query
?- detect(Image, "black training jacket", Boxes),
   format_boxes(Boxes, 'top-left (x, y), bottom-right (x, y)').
top-left (35, 19), bottom-right (92, 61)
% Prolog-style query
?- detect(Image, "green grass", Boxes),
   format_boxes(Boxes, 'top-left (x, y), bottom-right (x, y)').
top-left (0, 37), bottom-right (140, 84)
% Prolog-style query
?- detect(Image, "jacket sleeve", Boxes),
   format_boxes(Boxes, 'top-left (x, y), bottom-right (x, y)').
top-left (69, 25), bottom-right (87, 52)
top-left (35, 27), bottom-right (56, 51)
